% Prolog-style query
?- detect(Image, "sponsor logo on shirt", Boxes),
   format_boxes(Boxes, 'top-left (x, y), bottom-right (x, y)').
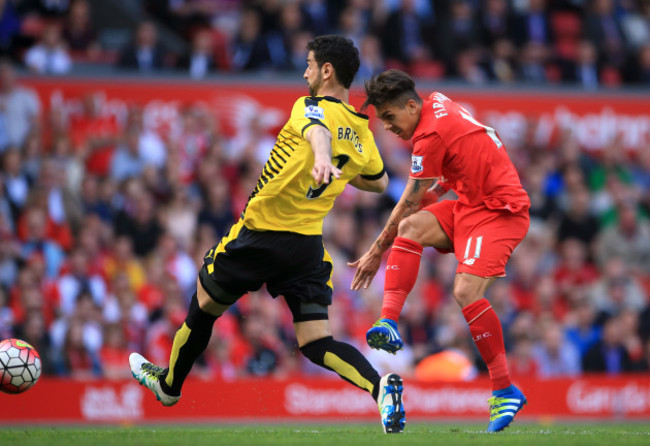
top-left (411, 155), bottom-right (423, 174)
top-left (304, 105), bottom-right (325, 120)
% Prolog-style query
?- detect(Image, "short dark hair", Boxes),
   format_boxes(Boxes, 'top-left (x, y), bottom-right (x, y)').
top-left (306, 35), bottom-right (360, 89)
top-left (362, 69), bottom-right (422, 111)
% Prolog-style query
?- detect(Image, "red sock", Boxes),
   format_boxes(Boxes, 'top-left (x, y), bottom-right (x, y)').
top-left (462, 298), bottom-right (511, 391)
top-left (380, 237), bottom-right (423, 322)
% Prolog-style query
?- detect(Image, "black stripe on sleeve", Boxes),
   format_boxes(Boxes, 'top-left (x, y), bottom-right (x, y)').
top-left (301, 119), bottom-right (328, 137)
top-left (360, 168), bottom-right (386, 181)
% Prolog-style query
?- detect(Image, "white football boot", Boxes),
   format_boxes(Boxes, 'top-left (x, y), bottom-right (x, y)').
top-left (376, 373), bottom-right (405, 433)
top-left (129, 352), bottom-right (180, 407)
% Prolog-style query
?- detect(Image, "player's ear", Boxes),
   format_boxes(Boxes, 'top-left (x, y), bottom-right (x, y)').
top-left (321, 62), bottom-right (333, 80)
top-left (406, 99), bottom-right (418, 114)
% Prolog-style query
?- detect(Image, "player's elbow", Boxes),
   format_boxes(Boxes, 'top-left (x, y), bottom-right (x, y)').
top-left (363, 172), bottom-right (388, 193)
top-left (374, 173), bottom-right (389, 193)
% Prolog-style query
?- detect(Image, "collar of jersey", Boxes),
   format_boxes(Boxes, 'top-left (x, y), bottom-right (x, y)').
top-left (309, 96), bottom-right (369, 120)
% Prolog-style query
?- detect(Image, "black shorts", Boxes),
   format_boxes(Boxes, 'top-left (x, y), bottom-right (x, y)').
top-left (201, 219), bottom-right (333, 320)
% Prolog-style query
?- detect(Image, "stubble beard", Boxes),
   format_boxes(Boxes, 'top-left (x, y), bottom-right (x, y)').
top-left (308, 75), bottom-right (322, 97)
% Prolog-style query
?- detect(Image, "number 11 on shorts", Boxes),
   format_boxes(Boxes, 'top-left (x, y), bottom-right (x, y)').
top-left (463, 236), bottom-right (483, 266)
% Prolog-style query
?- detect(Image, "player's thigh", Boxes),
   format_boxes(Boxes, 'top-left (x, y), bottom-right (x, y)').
top-left (400, 201), bottom-right (454, 250)
top-left (454, 206), bottom-right (529, 278)
top-left (199, 219), bottom-right (271, 313)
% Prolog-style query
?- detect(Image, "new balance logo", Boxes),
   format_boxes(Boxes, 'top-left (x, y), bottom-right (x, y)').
top-left (463, 258), bottom-right (476, 265)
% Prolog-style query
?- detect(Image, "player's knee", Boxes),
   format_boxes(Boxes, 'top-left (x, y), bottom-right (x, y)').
top-left (196, 278), bottom-right (236, 317)
top-left (453, 281), bottom-right (481, 308)
top-left (397, 216), bottom-right (423, 242)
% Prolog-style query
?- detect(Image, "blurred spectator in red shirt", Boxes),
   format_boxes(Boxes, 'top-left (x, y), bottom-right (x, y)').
top-left (156, 231), bottom-right (197, 297)
top-left (57, 315), bottom-right (102, 378)
top-left (69, 92), bottom-right (119, 177)
top-left (99, 323), bottom-right (131, 380)
top-left (508, 335), bottom-right (538, 377)
top-left (103, 271), bottom-right (148, 353)
top-left (553, 238), bottom-right (600, 313)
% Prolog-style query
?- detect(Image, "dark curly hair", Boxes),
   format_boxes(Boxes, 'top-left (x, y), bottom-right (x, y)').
top-left (306, 35), bottom-right (360, 89)
top-left (362, 69), bottom-right (422, 111)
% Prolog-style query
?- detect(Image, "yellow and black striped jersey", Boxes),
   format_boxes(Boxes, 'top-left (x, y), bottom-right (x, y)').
top-left (241, 95), bottom-right (385, 235)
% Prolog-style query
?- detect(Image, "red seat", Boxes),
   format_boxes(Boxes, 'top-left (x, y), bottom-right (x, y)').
top-left (551, 12), bottom-right (582, 40)
top-left (409, 60), bottom-right (445, 80)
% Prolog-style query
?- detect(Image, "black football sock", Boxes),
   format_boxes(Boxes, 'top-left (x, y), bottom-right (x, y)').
top-left (161, 292), bottom-right (217, 396)
top-left (300, 336), bottom-right (381, 401)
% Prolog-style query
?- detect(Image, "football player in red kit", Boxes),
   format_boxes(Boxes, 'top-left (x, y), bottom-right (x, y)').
top-left (349, 70), bottom-right (530, 432)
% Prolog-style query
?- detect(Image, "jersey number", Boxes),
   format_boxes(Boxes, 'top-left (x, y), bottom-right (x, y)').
top-left (462, 236), bottom-right (483, 266)
top-left (306, 154), bottom-right (350, 199)
top-left (458, 107), bottom-right (503, 149)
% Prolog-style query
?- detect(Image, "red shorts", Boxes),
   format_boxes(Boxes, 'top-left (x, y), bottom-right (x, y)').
top-left (422, 200), bottom-right (529, 277)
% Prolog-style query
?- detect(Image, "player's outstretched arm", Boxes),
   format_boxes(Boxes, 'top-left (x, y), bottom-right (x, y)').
top-left (305, 125), bottom-right (340, 185)
top-left (348, 177), bottom-right (436, 290)
top-left (348, 172), bottom-right (389, 193)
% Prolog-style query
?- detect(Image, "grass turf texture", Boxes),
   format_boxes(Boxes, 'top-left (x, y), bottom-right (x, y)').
top-left (2, 423), bottom-right (650, 446)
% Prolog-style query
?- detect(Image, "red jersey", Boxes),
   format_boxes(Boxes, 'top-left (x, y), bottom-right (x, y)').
top-left (411, 93), bottom-right (530, 213)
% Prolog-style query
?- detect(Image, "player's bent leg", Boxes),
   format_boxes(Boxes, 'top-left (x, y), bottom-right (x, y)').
top-left (130, 274), bottom-right (240, 406)
top-left (295, 318), bottom-right (404, 433)
top-left (397, 210), bottom-right (452, 249)
top-left (453, 273), bottom-right (525, 431)
top-left (369, 211), bottom-right (451, 353)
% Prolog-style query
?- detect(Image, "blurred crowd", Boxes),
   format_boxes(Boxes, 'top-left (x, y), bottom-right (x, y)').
top-left (1, 9), bottom-right (650, 384)
top-left (1, 0), bottom-right (650, 86)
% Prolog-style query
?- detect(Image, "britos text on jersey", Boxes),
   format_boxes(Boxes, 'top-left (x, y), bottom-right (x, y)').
top-left (337, 126), bottom-right (363, 152)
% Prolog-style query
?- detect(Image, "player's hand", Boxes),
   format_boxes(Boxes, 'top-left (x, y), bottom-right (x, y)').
top-left (311, 156), bottom-right (341, 185)
top-left (348, 251), bottom-right (382, 290)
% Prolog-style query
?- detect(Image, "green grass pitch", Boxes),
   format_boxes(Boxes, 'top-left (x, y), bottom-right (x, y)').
top-left (2, 423), bottom-right (650, 446)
